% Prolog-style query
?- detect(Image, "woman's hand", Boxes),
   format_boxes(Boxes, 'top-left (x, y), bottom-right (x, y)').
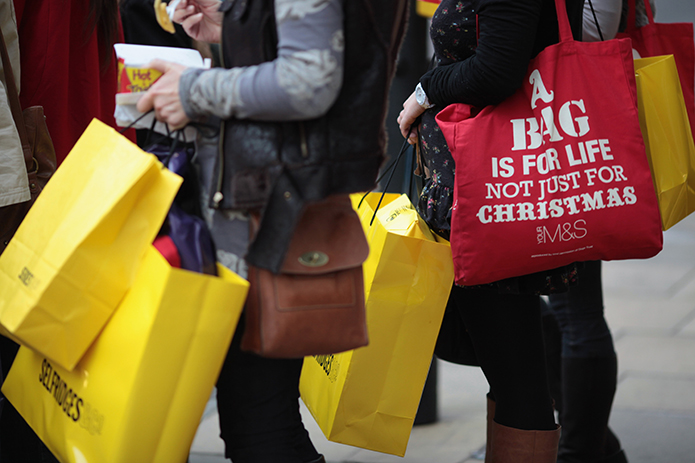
top-left (173, 0), bottom-right (223, 43)
top-left (136, 60), bottom-right (190, 130)
top-left (397, 91), bottom-right (426, 145)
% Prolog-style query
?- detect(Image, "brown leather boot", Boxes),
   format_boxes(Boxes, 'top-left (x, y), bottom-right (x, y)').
top-left (488, 422), bottom-right (560, 463)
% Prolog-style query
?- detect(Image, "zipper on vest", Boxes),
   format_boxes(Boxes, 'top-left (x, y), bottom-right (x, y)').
top-left (213, 25), bottom-right (227, 208)
top-left (213, 117), bottom-right (225, 207)
top-left (298, 122), bottom-right (308, 158)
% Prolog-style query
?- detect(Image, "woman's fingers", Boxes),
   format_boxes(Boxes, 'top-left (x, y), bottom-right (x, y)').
top-left (181, 11), bottom-right (204, 29)
top-left (397, 91), bottom-right (425, 143)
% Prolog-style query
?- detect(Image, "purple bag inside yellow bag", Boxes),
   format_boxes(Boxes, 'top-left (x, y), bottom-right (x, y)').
top-left (148, 135), bottom-right (217, 275)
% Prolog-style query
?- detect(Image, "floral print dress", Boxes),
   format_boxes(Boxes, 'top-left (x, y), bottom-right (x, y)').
top-left (417, 0), bottom-right (477, 239)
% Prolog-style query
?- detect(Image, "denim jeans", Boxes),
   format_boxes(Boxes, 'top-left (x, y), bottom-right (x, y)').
top-left (215, 318), bottom-right (321, 463)
top-left (547, 260), bottom-right (616, 358)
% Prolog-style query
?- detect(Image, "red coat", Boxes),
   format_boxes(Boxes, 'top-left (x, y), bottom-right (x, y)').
top-left (13, 1), bottom-right (133, 164)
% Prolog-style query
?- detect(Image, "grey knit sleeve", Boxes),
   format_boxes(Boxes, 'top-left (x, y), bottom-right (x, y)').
top-left (179, 0), bottom-right (344, 122)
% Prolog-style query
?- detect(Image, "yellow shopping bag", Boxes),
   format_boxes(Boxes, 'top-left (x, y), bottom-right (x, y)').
top-left (0, 119), bottom-right (181, 370)
top-left (2, 245), bottom-right (248, 463)
top-left (299, 193), bottom-right (454, 456)
top-left (416, 0), bottom-right (440, 18)
top-left (635, 55), bottom-right (695, 230)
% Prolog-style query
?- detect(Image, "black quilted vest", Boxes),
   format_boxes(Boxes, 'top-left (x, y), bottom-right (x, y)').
top-left (214, 0), bottom-right (408, 272)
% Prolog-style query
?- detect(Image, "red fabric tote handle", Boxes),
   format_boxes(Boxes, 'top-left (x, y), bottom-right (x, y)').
top-left (626, 0), bottom-right (656, 32)
top-left (554, 0), bottom-right (575, 43)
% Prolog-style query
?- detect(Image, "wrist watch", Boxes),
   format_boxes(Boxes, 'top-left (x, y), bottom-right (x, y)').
top-left (415, 82), bottom-right (435, 109)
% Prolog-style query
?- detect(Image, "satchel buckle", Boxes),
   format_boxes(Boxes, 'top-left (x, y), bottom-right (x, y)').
top-left (298, 251), bottom-right (329, 267)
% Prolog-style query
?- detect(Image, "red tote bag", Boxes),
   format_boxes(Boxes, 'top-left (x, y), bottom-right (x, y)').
top-left (616, 0), bottom-right (695, 136)
top-left (436, 0), bottom-right (663, 287)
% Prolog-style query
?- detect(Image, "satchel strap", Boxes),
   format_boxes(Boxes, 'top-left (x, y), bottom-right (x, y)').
top-left (0, 26), bottom-right (31, 162)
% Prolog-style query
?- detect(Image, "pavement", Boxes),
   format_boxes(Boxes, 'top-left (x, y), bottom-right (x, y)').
top-left (189, 1), bottom-right (695, 461)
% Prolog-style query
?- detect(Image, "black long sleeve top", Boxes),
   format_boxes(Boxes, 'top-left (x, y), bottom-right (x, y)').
top-left (420, 0), bottom-right (584, 109)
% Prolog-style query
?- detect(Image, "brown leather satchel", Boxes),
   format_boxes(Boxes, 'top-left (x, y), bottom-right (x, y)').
top-left (241, 195), bottom-right (370, 358)
top-left (0, 28), bottom-right (57, 254)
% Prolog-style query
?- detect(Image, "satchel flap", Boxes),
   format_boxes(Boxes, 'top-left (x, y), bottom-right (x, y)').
top-left (281, 195), bottom-right (368, 275)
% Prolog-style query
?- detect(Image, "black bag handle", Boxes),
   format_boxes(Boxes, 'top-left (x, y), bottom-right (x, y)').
top-left (586, 0), bottom-right (606, 41)
top-left (358, 132), bottom-right (415, 225)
